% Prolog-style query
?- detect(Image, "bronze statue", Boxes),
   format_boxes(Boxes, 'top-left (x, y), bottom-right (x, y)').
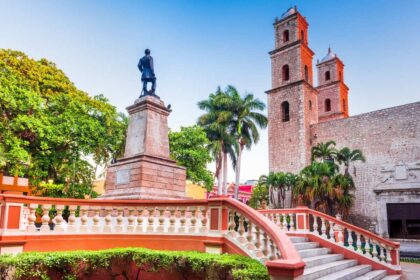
top-left (138, 49), bottom-right (157, 97)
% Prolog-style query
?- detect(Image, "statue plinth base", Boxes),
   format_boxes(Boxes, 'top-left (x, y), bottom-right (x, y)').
top-left (102, 96), bottom-right (187, 200)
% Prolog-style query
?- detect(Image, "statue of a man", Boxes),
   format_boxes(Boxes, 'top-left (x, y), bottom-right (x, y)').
top-left (138, 49), bottom-right (157, 96)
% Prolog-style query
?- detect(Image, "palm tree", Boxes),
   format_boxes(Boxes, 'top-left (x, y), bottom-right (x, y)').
top-left (332, 173), bottom-right (355, 218)
top-left (198, 87), bottom-right (237, 195)
top-left (336, 147), bottom-right (366, 176)
top-left (222, 86), bottom-right (268, 199)
top-left (259, 172), bottom-right (296, 208)
top-left (311, 141), bottom-right (337, 163)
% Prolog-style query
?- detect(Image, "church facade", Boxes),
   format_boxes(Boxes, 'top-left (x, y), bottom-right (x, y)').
top-left (267, 7), bottom-right (420, 245)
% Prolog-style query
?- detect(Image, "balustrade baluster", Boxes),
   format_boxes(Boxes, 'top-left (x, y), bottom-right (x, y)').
top-left (92, 207), bottom-right (101, 233)
top-left (356, 232), bottom-right (363, 253)
top-left (372, 241), bottom-right (379, 260)
top-left (246, 221), bottom-right (255, 250)
top-left (168, 207), bottom-right (176, 233)
top-left (27, 204), bottom-right (38, 232)
top-left (289, 213), bottom-right (295, 231)
top-left (269, 238), bottom-right (277, 260)
top-left (328, 221), bottom-right (335, 241)
top-left (312, 215), bottom-right (319, 235)
top-left (189, 207), bottom-right (198, 233)
top-left (199, 207), bottom-right (208, 233)
top-left (136, 208), bottom-right (144, 233)
top-left (127, 208), bottom-right (135, 232)
top-left (347, 229), bottom-right (354, 249)
top-left (337, 225), bottom-right (344, 245)
top-left (103, 207), bottom-right (112, 232)
top-left (282, 213), bottom-right (288, 231)
top-left (254, 226), bottom-right (263, 258)
top-left (147, 208), bottom-right (155, 232)
top-left (321, 217), bottom-right (327, 238)
top-left (156, 207), bottom-right (165, 233)
top-left (237, 214), bottom-right (246, 244)
top-left (67, 205), bottom-right (77, 232)
top-left (379, 244), bottom-right (386, 262)
top-left (54, 205), bottom-right (65, 232)
top-left (228, 210), bottom-right (236, 237)
top-left (273, 213), bottom-right (278, 225)
top-left (262, 231), bottom-right (269, 260)
top-left (364, 237), bottom-right (372, 258)
top-left (115, 207), bottom-right (124, 232)
top-left (386, 246), bottom-right (392, 263)
top-left (40, 204), bottom-right (51, 232)
top-left (80, 206), bottom-right (89, 233)
top-left (178, 207), bottom-right (187, 233)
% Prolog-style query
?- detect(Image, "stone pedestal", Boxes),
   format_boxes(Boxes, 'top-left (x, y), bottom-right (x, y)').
top-left (102, 96), bottom-right (186, 199)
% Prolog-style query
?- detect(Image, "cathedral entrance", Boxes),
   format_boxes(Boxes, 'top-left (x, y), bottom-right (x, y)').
top-left (387, 203), bottom-right (420, 239)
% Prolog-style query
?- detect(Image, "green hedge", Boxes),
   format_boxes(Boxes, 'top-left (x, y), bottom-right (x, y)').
top-left (0, 247), bottom-right (269, 280)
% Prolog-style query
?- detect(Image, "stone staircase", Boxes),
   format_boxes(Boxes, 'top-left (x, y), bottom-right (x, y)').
top-left (290, 236), bottom-right (401, 280)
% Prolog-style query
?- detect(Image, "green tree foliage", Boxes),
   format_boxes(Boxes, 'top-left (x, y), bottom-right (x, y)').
top-left (249, 183), bottom-right (269, 209)
top-left (197, 85), bottom-right (267, 197)
top-left (0, 49), bottom-right (127, 198)
top-left (258, 172), bottom-right (297, 209)
top-left (169, 126), bottom-right (214, 190)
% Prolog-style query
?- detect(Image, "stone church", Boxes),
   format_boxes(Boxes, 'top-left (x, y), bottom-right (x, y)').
top-left (267, 7), bottom-right (420, 251)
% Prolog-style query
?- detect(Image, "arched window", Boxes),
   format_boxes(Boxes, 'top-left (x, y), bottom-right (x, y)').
top-left (309, 100), bottom-right (312, 110)
top-left (325, 71), bottom-right (331, 81)
top-left (339, 71), bottom-right (342, 81)
top-left (325, 99), bottom-right (331, 112)
top-left (283, 30), bottom-right (289, 43)
top-left (301, 30), bottom-right (305, 42)
top-left (342, 99), bottom-right (346, 111)
top-left (281, 101), bottom-right (290, 122)
top-left (304, 65), bottom-right (309, 81)
top-left (282, 65), bottom-right (290, 81)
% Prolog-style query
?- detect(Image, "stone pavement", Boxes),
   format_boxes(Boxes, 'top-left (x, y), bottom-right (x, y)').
top-left (401, 262), bottom-right (420, 280)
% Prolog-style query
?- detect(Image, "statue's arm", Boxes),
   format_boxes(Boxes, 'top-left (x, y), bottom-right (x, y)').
top-left (138, 59), bottom-right (143, 72)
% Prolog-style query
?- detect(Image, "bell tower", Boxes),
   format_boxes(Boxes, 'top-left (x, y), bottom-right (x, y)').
top-left (316, 48), bottom-right (349, 122)
top-left (267, 7), bottom-right (318, 173)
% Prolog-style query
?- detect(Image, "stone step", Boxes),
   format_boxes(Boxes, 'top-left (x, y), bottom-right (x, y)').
top-left (299, 247), bottom-right (330, 258)
top-left (303, 259), bottom-right (358, 280)
top-left (316, 264), bottom-right (372, 280)
top-left (381, 276), bottom-right (401, 280)
top-left (294, 242), bottom-right (319, 250)
top-left (353, 270), bottom-right (388, 280)
top-left (303, 254), bottom-right (344, 268)
top-left (289, 236), bottom-right (308, 243)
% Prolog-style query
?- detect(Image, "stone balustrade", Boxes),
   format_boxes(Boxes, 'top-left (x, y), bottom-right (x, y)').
top-left (260, 207), bottom-right (400, 268)
top-left (0, 194), bottom-right (305, 279)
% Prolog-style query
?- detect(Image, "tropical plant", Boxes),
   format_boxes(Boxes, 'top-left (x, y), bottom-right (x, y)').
top-left (311, 140), bottom-right (337, 163)
top-left (258, 172), bottom-right (296, 208)
top-left (169, 125), bottom-right (214, 190)
top-left (248, 183), bottom-right (269, 209)
top-left (336, 147), bottom-right (366, 176)
top-left (198, 87), bottom-right (237, 195)
top-left (222, 86), bottom-right (268, 199)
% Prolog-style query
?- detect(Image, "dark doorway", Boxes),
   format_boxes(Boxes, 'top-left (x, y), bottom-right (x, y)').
top-left (387, 203), bottom-right (420, 239)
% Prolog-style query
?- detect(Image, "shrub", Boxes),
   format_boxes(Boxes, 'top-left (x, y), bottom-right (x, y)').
top-left (0, 247), bottom-right (269, 280)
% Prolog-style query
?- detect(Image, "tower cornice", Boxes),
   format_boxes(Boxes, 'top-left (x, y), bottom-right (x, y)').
top-left (265, 79), bottom-right (317, 94)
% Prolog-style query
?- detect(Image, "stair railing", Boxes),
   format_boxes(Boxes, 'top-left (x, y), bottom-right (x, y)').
top-left (259, 207), bottom-right (400, 267)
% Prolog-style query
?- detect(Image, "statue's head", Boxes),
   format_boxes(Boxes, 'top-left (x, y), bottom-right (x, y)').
top-left (145, 49), bottom-right (151, 55)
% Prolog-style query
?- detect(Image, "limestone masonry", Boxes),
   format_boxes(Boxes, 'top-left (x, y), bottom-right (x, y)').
top-left (267, 7), bottom-right (420, 243)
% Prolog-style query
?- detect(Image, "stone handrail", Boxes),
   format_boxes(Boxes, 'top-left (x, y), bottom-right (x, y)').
top-left (259, 207), bottom-right (400, 267)
top-left (0, 194), bottom-right (305, 279)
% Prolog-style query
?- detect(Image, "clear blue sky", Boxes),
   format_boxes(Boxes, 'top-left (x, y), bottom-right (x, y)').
top-left (1, 0), bottom-right (419, 182)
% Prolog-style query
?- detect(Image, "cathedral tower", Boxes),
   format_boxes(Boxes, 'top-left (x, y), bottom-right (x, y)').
top-left (267, 7), bottom-right (318, 173)
top-left (316, 48), bottom-right (349, 122)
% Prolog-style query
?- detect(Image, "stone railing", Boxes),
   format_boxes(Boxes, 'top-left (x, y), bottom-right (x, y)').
top-left (259, 207), bottom-right (400, 268)
top-left (0, 194), bottom-right (304, 279)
